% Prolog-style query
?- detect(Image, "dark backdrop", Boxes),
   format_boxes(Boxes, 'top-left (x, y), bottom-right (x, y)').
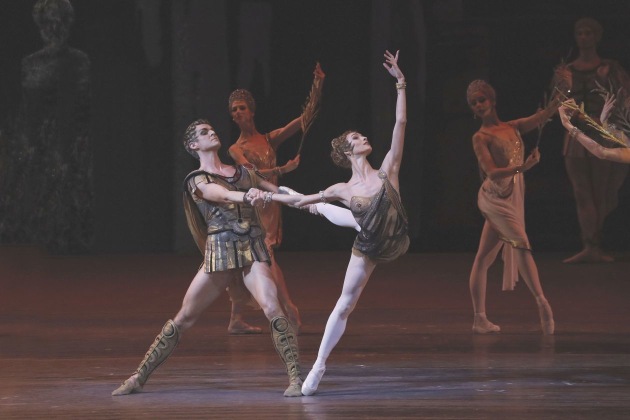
top-left (1, 0), bottom-right (629, 254)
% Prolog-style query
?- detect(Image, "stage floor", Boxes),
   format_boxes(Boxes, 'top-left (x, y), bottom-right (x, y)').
top-left (1, 247), bottom-right (630, 419)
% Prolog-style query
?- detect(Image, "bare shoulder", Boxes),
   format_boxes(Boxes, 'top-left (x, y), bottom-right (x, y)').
top-left (327, 182), bottom-right (348, 194)
top-left (472, 130), bottom-right (490, 145)
top-left (326, 182), bottom-right (352, 201)
top-left (471, 130), bottom-right (495, 159)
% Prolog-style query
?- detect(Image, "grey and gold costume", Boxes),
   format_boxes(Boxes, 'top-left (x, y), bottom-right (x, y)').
top-left (350, 170), bottom-right (409, 263)
top-left (183, 165), bottom-right (270, 272)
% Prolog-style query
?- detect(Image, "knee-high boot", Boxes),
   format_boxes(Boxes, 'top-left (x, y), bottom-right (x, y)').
top-left (112, 319), bottom-right (180, 396)
top-left (270, 316), bottom-right (302, 397)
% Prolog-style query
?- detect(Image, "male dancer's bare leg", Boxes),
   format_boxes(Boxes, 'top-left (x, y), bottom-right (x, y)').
top-left (227, 274), bottom-right (262, 334)
top-left (112, 269), bottom-right (230, 395)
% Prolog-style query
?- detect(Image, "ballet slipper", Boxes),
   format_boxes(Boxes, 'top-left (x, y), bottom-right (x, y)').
top-left (284, 381), bottom-right (304, 397)
top-left (536, 297), bottom-right (555, 335)
top-left (302, 363), bottom-right (326, 396)
top-left (563, 248), bottom-right (614, 264)
top-left (472, 313), bottom-right (500, 334)
top-left (112, 375), bottom-right (142, 396)
top-left (227, 319), bottom-right (262, 335)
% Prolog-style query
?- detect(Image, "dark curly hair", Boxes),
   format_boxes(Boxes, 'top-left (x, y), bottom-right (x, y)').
top-left (330, 130), bottom-right (355, 169)
top-left (182, 118), bottom-right (210, 160)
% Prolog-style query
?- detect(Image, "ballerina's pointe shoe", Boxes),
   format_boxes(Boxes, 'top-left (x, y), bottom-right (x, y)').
top-left (536, 297), bottom-right (555, 335)
top-left (302, 364), bottom-right (326, 396)
top-left (472, 314), bottom-right (501, 334)
top-left (541, 319), bottom-right (555, 335)
top-left (111, 375), bottom-right (142, 396)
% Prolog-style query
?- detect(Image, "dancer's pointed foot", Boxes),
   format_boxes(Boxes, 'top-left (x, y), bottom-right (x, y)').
top-left (541, 320), bottom-right (555, 336)
top-left (563, 248), bottom-right (614, 264)
top-left (302, 364), bottom-right (326, 396)
top-left (228, 319), bottom-right (263, 335)
top-left (472, 313), bottom-right (500, 334)
top-left (536, 297), bottom-right (555, 335)
top-left (112, 375), bottom-right (142, 396)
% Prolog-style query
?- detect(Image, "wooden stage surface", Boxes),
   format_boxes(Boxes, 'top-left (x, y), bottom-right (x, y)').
top-left (1, 246), bottom-right (630, 419)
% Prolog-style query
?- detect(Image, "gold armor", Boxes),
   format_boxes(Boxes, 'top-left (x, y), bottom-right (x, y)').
top-left (183, 165), bottom-right (270, 272)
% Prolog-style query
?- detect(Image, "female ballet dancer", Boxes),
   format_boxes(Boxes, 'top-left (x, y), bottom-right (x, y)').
top-left (265, 49), bottom-right (410, 395)
top-left (466, 79), bottom-right (556, 336)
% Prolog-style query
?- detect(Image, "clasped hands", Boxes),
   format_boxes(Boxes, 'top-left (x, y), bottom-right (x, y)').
top-left (246, 187), bottom-right (310, 209)
top-left (244, 188), bottom-right (267, 207)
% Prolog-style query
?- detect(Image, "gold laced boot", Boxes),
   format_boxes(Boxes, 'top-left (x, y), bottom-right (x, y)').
top-left (112, 319), bottom-right (180, 396)
top-left (270, 316), bottom-right (303, 397)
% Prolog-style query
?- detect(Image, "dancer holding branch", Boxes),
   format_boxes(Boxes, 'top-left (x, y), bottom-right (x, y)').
top-left (466, 79), bottom-right (558, 336)
top-left (227, 63), bottom-right (358, 334)
top-left (553, 18), bottom-right (630, 263)
top-left (559, 94), bottom-right (630, 163)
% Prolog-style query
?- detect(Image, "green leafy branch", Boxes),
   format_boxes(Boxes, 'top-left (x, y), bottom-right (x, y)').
top-left (555, 87), bottom-right (628, 148)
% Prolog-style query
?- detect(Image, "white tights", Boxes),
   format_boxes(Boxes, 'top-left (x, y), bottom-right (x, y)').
top-left (302, 253), bottom-right (376, 395)
top-left (279, 186), bottom-right (360, 232)
top-left (314, 203), bottom-right (360, 231)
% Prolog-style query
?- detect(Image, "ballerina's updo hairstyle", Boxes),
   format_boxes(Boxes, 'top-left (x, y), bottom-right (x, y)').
top-left (228, 89), bottom-right (256, 113)
top-left (466, 79), bottom-right (496, 106)
top-left (330, 130), bottom-right (355, 169)
top-left (182, 118), bottom-right (211, 160)
top-left (574, 17), bottom-right (603, 44)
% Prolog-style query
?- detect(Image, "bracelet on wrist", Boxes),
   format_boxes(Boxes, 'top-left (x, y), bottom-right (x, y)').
top-left (395, 82), bottom-right (407, 90)
top-left (570, 126), bottom-right (581, 140)
top-left (319, 190), bottom-right (327, 204)
top-left (262, 191), bottom-right (274, 208)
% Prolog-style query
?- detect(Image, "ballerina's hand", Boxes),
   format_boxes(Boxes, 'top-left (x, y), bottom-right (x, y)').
top-left (558, 100), bottom-right (578, 129)
top-left (554, 64), bottom-right (572, 94)
top-left (600, 91), bottom-right (618, 125)
top-left (283, 155), bottom-right (300, 174)
top-left (246, 188), bottom-right (265, 206)
top-left (383, 50), bottom-right (404, 79)
top-left (313, 62), bottom-right (325, 80)
top-left (524, 148), bottom-right (541, 170)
